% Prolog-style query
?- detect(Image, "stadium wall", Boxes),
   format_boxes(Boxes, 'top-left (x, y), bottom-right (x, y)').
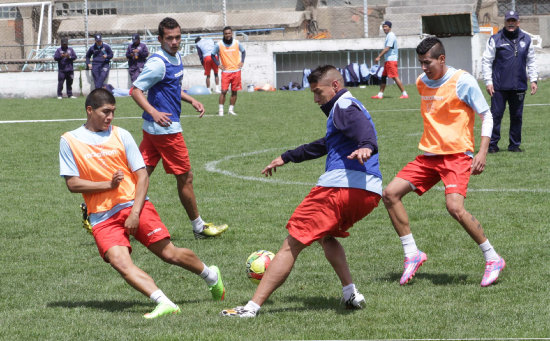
top-left (0, 36), bottom-right (483, 98)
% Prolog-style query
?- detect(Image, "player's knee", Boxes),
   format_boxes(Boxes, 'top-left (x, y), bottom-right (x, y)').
top-left (446, 202), bottom-right (465, 221)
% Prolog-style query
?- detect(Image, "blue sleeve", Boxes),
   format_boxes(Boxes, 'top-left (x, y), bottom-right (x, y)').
top-left (70, 48), bottom-right (77, 60)
top-left (59, 137), bottom-right (79, 177)
top-left (133, 57), bottom-right (165, 90)
top-left (118, 128), bottom-right (145, 172)
top-left (332, 100), bottom-right (378, 154)
top-left (85, 47), bottom-right (92, 64)
top-left (197, 48), bottom-right (204, 64)
top-left (126, 44), bottom-right (132, 59)
top-left (140, 44), bottom-right (149, 58)
top-left (54, 48), bottom-right (61, 61)
top-left (105, 45), bottom-right (113, 60)
top-left (457, 73), bottom-right (490, 114)
top-left (241, 50), bottom-right (246, 64)
top-left (281, 138), bottom-right (327, 163)
top-left (211, 44), bottom-right (220, 65)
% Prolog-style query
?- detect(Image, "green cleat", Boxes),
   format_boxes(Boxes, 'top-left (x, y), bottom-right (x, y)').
top-left (80, 203), bottom-right (93, 235)
top-left (194, 223), bottom-right (229, 239)
top-left (143, 302), bottom-right (181, 319)
top-left (208, 265), bottom-right (226, 301)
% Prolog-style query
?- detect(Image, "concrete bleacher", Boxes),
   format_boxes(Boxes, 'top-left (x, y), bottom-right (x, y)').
top-left (383, 0), bottom-right (478, 37)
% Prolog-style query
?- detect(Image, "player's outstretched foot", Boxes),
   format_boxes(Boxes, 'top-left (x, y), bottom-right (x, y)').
top-left (80, 203), bottom-right (93, 235)
top-left (371, 95), bottom-right (383, 99)
top-left (481, 256), bottom-right (506, 287)
top-left (399, 94), bottom-right (409, 99)
top-left (143, 302), bottom-right (181, 319)
top-left (194, 223), bottom-right (228, 239)
top-left (342, 289), bottom-right (366, 309)
top-left (208, 265), bottom-right (226, 301)
top-left (400, 250), bottom-right (427, 285)
top-left (220, 306), bottom-right (257, 318)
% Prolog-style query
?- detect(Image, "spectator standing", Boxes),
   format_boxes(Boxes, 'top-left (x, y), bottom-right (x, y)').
top-left (195, 36), bottom-right (220, 93)
top-left (86, 34), bottom-right (114, 89)
top-left (126, 33), bottom-right (149, 83)
top-left (371, 21), bottom-right (408, 99)
top-left (212, 26), bottom-right (246, 116)
top-left (54, 37), bottom-right (77, 99)
top-left (482, 10), bottom-right (538, 153)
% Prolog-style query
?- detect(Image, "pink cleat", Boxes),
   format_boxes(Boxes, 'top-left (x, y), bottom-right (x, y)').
top-left (371, 95), bottom-right (383, 99)
top-left (480, 256), bottom-right (505, 287)
top-left (399, 94), bottom-right (409, 99)
top-left (400, 250), bottom-right (427, 285)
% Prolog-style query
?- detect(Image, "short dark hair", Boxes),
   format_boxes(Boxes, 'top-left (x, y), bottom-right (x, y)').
top-left (195, 36), bottom-right (201, 43)
top-left (158, 17), bottom-right (180, 38)
top-left (307, 65), bottom-right (338, 84)
top-left (223, 26), bottom-right (232, 32)
top-left (416, 37), bottom-right (445, 59)
top-left (85, 88), bottom-right (115, 110)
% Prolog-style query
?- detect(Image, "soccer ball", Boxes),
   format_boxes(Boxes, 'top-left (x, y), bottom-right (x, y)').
top-left (246, 250), bottom-right (275, 285)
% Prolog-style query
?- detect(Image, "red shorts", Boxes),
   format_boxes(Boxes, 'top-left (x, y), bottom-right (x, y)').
top-left (286, 186), bottom-right (381, 246)
top-left (221, 71), bottom-right (242, 92)
top-left (92, 201), bottom-right (171, 261)
top-left (396, 154), bottom-right (472, 197)
top-left (382, 61), bottom-right (399, 78)
top-left (139, 130), bottom-right (191, 175)
top-left (203, 56), bottom-right (219, 76)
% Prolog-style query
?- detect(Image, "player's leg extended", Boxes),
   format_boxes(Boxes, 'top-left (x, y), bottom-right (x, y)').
top-left (250, 235), bottom-right (307, 306)
top-left (445, 193), bottom-right (487, 244)
top-left (175, 171), bottom-right (200, 221)
top-left (319, 236), bottom-right (351, 286)
top-left (105, 245), bottom-right (160, 296)
top-left (382, 177), bottom-right (414, 237)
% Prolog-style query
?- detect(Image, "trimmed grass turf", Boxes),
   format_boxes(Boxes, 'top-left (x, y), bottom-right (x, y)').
top-left (0, 81), bottom-right (549, 339)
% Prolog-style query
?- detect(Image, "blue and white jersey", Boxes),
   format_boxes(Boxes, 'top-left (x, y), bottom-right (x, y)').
top-left (196, 38), bottom-right (216, 58)
top-left (133, 48), bottom-right (184, 135)
top-left (385, 31), bottom-right (398, 62)
top-left (59, 125), bottom-right (146, 225)
top-left (419, 67), bottom-right (489, 115)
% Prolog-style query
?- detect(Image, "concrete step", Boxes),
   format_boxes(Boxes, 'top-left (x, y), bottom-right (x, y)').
top-left (388, 0), bottom-right (476, 7)
top-left (386, 4), bottom-right (476, 15)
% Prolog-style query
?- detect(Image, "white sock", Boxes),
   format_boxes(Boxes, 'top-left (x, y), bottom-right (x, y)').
top-left (244, 300), bottom-right (261, 312)
top-left (377, 92), bottom-right (384, 98)
top-left (402, 91), bottom-right (408, 96)
top-left (199, 263), bottom-right (219, 286)
top-left (219, 104), bottom-right (224, 112)
top-left (342, 283), bottom-right (356, 301)
top-left (400, 233), bottom-right (418, 258)
top-left (150, 289), bottom-right (178, 308)
top-left (479, 240), bottom-right (500, 262)
top-left (229, 105), bottom-right (235, 112)
top-left (191, 216), bottom-right (205, 233)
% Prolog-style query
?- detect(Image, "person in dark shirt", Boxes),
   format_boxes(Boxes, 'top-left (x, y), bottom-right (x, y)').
top-left (126, 33), bottom-right (149, 83)
top-left (86, 34), bottom-right (114, 89)
top-left (54, 37), bottom-right (77, 99)
top-left (221, 65), bottom-right (382, 318)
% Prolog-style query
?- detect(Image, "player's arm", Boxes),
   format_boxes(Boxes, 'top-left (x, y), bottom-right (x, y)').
top-left (197, 48), bottom-right (204, 65)
top-left (239, 46), bottom-right (246, 69)
top-left (261, 138), bottom-right (327, 177)
top-left (65, 171), bottom-right (124, 193)
top-left (181, 91), bottom-right (205, 117)
top-left (54, 49), bottom-right (62, 61)
top-left (124, 167), bottom-right (148, 235)
top-left (126, 45), bottom-right (133, 59)
top-left (375, 46), bottom-right (390, 63)
top-left (481, 37), bottom-right (496, 96)
top-left (85, 47), bottom-right (92, 69)
top-left (131, 87), bottom-right (173, 126)
top-left (105, 45), bottom-right (114, 60)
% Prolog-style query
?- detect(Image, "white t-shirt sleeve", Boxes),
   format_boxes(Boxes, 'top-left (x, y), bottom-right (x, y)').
top-left (118, 128), bottom-right (146, 172)
top-left (457, 72), bottom-right (490, 114)
top-left (132, 57), bottom-right (165, 91)
top-left (59, 136), bottom-right (79, 177)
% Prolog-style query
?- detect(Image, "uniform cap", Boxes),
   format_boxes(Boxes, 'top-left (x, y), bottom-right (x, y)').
top-left (94, 34), bottom-right (102, 41)
top-left (383, 20), bottom-right (392, 28)
top-left (504, 10), bottom-right (519, 20)
top-left (132, 33), bottom-right (140, 42)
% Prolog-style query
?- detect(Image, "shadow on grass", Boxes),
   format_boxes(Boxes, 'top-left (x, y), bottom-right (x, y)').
top-left (381, 272), bottom-right (469, 285)
top-left (264, 295), bottom-right (364, 316)
top-left (48, 298), bottom-right (201, 313)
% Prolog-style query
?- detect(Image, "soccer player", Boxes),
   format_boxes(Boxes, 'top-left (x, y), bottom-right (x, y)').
top-left (59, 88), bottom-right (226, 319)
top-left (382, 37), bottom-right (505, 287)
top-left (371, 21), bottom-right (408, 99)
top-left (211, 26), bottom-right (246, 116)
top-left (221, 65), bottom-right (382, 318)
top-left (195, 36), bottom-right (220, 93)
top-left (131, 17), bottom-right (228, 239)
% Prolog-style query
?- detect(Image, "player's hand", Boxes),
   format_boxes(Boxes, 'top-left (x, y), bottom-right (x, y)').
top-left (531, 82), bottom-right (538, 95)
top-left (261, 156), bottom-right (285, 177)
top-left (191, 100), bottom-right (205, 118)
top-left (111, 170), bottom-right (124, 188)
top-left (347, 147), bottom-right (372, 165)
top-left (471, 152), bottom-right (487, 175)
top-left (486, 84), bottom-right (495, 97)
top-left (238, 62), bottom-right (243, 69)
top-left (87, 63), bottom-right (92, 70)
top-left (220, 65), bottom-right (226, 71)
top-left (151, 111), bottom-right (172, 127)
top-left (375, 56), bottom-right (381, 63)
top-left (124, 211), bottom-right (140, 236)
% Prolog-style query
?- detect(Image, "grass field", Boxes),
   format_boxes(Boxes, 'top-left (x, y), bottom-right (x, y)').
top-left (0, 80), bottom-right (549, 340)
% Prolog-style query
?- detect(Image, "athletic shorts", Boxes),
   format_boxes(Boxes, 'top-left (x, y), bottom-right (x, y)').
top-left (139, 130), bottom-right (191, 175)
top-left (203, 56), bottom-right (219, 76)
top-left (221, 71), bottom-right (242, 92)
top-left (382, 61), bottom-right (399, 78)
top-left (286, 186), bottom-right (381, 246)
top-left (396, 153), bottom-right (472, 197)
top-left (92, 201), bottom-right (171, 261)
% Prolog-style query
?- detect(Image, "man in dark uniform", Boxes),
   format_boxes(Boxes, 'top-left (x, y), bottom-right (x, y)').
top-left (126, 33), bottom-right (149, 83)
top-left (86, 34), bottom-right (114, 89)
top-left (482, 10), bottom-right (538, 153)
top-left (54, 37), bottom-right (77, 99)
